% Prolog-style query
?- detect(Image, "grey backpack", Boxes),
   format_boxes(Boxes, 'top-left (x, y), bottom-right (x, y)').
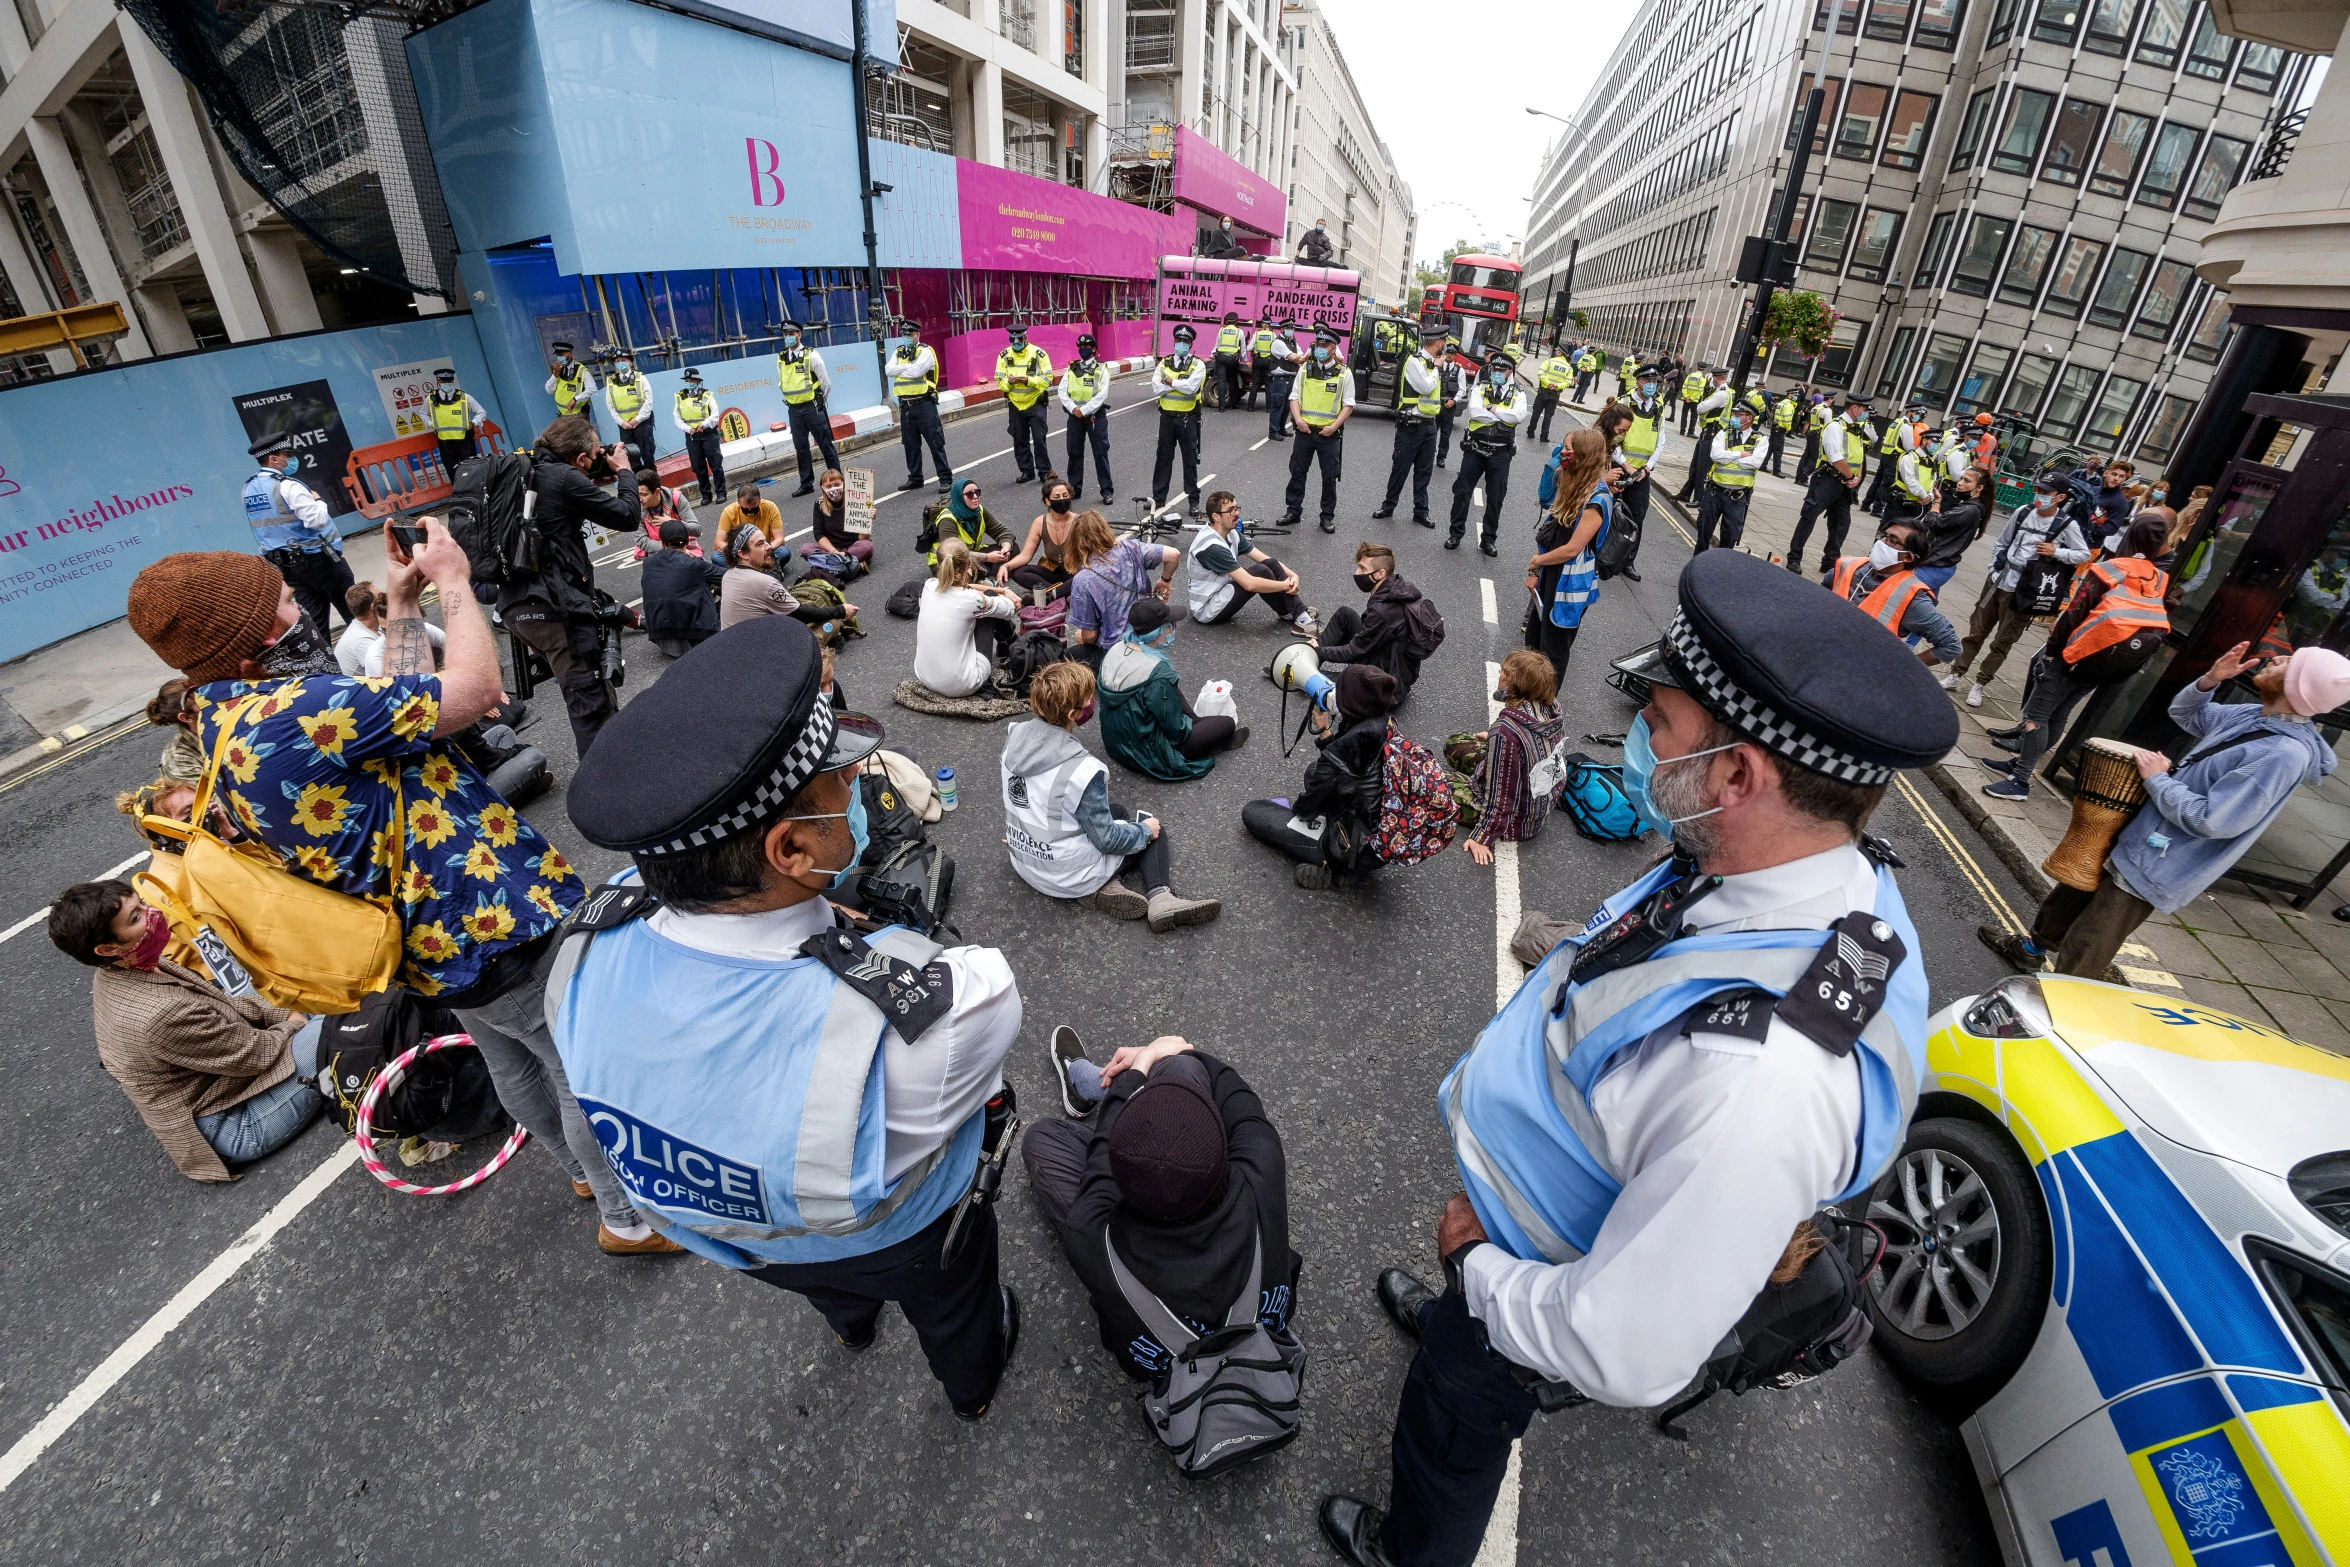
top-left (1105, 1229), bottom-right (1305, 1478)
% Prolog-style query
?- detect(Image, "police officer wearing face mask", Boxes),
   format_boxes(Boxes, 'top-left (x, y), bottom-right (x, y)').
top-left (1446, 351), bottom-right (1525, 557)
top-left (996, 317), bottom-right (1054, 484)
top-left (1282, 324), bottom-right (1356, 533)
top-left (243, 431), bottom-right (355, 637)
top-left (673, 368), bottom-right (726, 508)
top-left (1057, 333), bottom-right (1114, 503)
top-left (1265, 319), bottom-right (1301, 441)
top-left (546, 340), bottom-right (600, 433)
top-left (775, 323), bottom-right (839, 497)
top-left (428, 366), bottom-right (487, 475)
top-left (1319, 550), bottom-right (1955, 1567)
top-left (891, 318), bottom-right (954, 496)
top-left (1373, 323), bottom-right (1449, 527)
top-left (1152, 324), bottom-right (1209, 518)
top-left (1692, 400), bottom-right (1765, 553)
top-left (554, 616), bottom-right (1026, 1422)
top-left (605, 352), bottom-right (658, 474)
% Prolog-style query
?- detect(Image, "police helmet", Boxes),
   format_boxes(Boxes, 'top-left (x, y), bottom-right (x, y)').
top-left (682, 368), bottom-right (704, 384)
top-left (1075, 333), bottom-right (1097, 354)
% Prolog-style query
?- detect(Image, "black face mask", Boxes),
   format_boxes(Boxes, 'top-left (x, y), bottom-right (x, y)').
top-left (1353, 571), bottom-right (1379, 592)
top-left (1049, 497), bottom-right (1072, 514)
top-left (258, 613), bottom-right (337, 678)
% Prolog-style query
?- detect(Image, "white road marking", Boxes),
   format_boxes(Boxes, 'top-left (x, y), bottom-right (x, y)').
top-left (1251, 437), bottom-right (1268, 451)
top-left (1480, 659), bottom-right (1523, 1567)
top-left (0, 1141), bottom-right (361, 1493)
top-left (1480, 578), bottom-right (1499, 625)
top-left (1, 852), bottom-right (151, 947)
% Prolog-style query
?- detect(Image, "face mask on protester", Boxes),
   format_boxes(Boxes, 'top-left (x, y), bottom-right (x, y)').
top-left (1072, 700), bottom-right (1096, 727)
top-left (119, 904), bottom-right (171, 971)
top-left (1869, 538), bottom-right (1906, 573)
top-left (1049, 496), bottom-right (1072, 515)
top-left (781, 778), bottom-right (869, 892)
top-left (258, 613), bottom-right (337, 678)
top-left (823, 485), bottom-right (843, 502)
top-left (1353, 571), bottom-right (1379, 592)
top-left (1620, 714), bottom-right (1739, 839)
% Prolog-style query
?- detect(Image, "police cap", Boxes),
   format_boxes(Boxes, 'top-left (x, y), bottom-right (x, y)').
top-left (1419, 321), bottom-right (1449, 340)
top-left (1008, 316), bottom-right (1029, 333)
top-left (681, 367), bottom-right (704, 383)
top-left (1313, 323), bottom-right (1341, 344)
top-left (551, 340), bottom-right (575, 354)
top-left (247, 431), bottom-right (294, 459)
top-left (1075, 332), bottom-right (1097, 352)
top-left (1172, 323), bottom-right (1196, 343)
top-left (434, 366), bottom-right (457, 382)
top-left (568, 617), bottom-right (886, 855)
top-left (1614, 551), bottom-right (1957, 785)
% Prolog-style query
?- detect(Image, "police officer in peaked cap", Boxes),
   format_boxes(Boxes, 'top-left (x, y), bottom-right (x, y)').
top-left (243, 428), bottom-right (355, 636)
top-left (1321, 551), bottom-right (1957, 1567)
top-left (552, 616), bottom-right (1026, 1421)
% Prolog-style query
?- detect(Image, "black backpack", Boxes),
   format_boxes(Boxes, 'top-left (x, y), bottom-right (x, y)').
top-left (1002, 629), bottom-right (1067, 695)
top-left (2066, 624), bottom-right (2165, 685)
top-left (887, 577), bottom-right (927, 619)
top-left (318, 988), bottom-right (510, 1143)
top-left (1399, 594), bottom-right (1446, 659)
top-left (445, 452), bottom-right (539, 589)
top-left (1594, 506), bottom-right (1640, 582)
top-left (1654, 1215), bottom-right (1885, 1439)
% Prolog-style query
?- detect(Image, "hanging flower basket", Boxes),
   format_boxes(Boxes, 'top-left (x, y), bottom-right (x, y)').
top-left (1759, 290), bottom-right (1839, 360)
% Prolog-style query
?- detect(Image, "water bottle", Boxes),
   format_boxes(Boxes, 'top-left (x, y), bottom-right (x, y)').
top-left (936, 766), bottom-right (958, 811)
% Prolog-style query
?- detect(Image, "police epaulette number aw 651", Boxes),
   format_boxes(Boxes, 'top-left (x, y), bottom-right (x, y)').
top-left (800, 927), bottom-right (956, 1043)
top-left (1774, 910), bottom-right (1906, 1057)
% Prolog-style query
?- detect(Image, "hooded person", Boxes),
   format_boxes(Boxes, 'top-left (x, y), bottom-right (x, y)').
top-left (1314, 543), bottom-right (1434, 697)
top-left (1239, 663), bottom-right (1403, 888)
top-left (999, 661), bottom-right (1221, 932)
top-left (1096, 597), bottom-right (1247, 782)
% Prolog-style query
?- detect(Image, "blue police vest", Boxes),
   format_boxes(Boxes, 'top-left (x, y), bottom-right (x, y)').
top-left (551, 912), bottom-right (981, 1270)
top-left (1441, 857), bottom-right (1924, 1265)
top-left (243, 469), bottom-right (313, 553)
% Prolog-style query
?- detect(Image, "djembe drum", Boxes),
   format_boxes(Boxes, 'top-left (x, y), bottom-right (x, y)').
top-left (2042, 738), bottom-right (2149, 891)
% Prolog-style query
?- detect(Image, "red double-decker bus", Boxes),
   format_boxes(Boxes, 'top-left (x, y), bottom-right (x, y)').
top-left (1422, 252), bottom-right (1522, 369)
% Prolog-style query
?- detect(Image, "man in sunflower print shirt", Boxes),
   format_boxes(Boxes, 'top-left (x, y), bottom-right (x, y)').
top-left (126, 528), bottom-right (679, 1256)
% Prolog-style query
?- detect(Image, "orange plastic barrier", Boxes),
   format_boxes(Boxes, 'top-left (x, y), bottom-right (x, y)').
top-left (341, 422), bottom-right (509, 519)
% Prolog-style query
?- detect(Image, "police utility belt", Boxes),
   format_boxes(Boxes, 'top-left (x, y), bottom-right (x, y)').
top-left (263, 542), bottom-right (336, 564)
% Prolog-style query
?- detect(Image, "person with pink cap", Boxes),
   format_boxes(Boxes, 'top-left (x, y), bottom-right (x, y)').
top-left (1984, 639), bottom-right (2349, 979)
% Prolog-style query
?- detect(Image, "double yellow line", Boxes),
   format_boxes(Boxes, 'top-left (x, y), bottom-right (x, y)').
top-left (1893, 773), bottom-right (2025, 936)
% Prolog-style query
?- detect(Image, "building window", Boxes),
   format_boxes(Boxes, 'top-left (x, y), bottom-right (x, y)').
top-left (2235, 41), bottom-right (2287, 93)
top-left (2182, 134), bottom-right (2248, 219)
top-left (2134, 0), bottom-right (2192, 66)
top-left (1951, 87), bottom-right (1998, 170)
top-left (1912, 332), bottom-right (1971, 408)
top-left (2133, 258), bottom-right (2196, 339)
top-left (2137, 393), bottom-right (2196, 459)
top-left (2183, 294), bottom-right (2232, 361)
top-left (1999, 224), bottom-right (2061, 304)
top-left (1881, 90), bottom-right (1939, 169)
top-left (1991, 90), bottom-right (2056, 175)
top-left (1867, 0), bottom-right (1916, 41)
top-left (1817, 316), bottom-right (1872, 386)
top-left (1812, 0), bottom-right (1865, 33)
top-left (2039, 99), bottom-right (2104, 186)
top-left (2087, 248), bottom-right (2151, 328)
top-left (1948, 213), bottom-right (2016, 296)
top-left (1807, 198), bottom-right (1862, 269)
top-left (2135, 122), bottom-right (2200, 209)
top-left (1915, 0), bottom-right (1967, 48)
top-left (2031, 0), bottom-right (2082, 45)
top-left (2003, 352), bottom-right (2059, 416)
top-left (2084, 374), bottom-right (2145, 444)
top-left (2081, 0), bottom-right (2142, 52)
top-left (1988, 0), bottom-right (2025, 44)
top-left (1957, 342), bottom-right (2015, 413)
top-left (2089, 110), bottom-right (2152, 197)
top-left (1914, 210), bottom-right (1959, 286)
top-left (1789, 75), bottom-right (1846, 155)
top-left (1848, 209), bottom-right (1904, 282)
top-left (2182, 7), bottom-right (2237, 78)
top-left (2042, 235), bottom-right (2107, 316)
top-left (1837, 84), bottom-right (1891, 160)
top-left (2041, 362), bottom-right (2103, 438)
top-left (1876, 326), bottom-right (1919, 399)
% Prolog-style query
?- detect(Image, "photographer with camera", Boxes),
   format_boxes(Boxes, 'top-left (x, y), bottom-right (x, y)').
top-left (509, 415), bottom-right (643, 760)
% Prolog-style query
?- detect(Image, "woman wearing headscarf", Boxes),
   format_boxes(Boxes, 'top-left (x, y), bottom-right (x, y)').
top-left (1097, 599), bottom-right (1246, 781)
top-left (925, 477), bottom-right (1015, 570)
top-left (1239, 663), bottom-right (1402, 890)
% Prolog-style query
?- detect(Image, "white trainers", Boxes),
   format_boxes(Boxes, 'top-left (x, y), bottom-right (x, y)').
top-left (1967, 683), bottom-right (1985, 708)
top-left (1938, 671), bottom-right (1960, 690)
top-left (1293, 610), bottom-right (1321, 637)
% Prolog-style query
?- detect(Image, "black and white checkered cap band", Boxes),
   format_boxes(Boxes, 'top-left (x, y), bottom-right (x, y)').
top-left (1663, 613), bottom-right (1894, 787)
top-left (640, 703), bottom-right (839, 855)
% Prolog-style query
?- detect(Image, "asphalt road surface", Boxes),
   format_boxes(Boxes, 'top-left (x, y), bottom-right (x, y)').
top-left (0, 391), bottom-right (2030, 1564)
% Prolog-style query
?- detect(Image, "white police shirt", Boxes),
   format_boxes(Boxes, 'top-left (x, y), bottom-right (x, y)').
top-left (648, 895), bottom-right (1021, 1181)
top-left (1462, 841), bottom-right (1870, 1407)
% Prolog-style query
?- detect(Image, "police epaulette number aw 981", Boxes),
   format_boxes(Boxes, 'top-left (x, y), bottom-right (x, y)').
top-left (801, 929), bottom-right (955, 1042)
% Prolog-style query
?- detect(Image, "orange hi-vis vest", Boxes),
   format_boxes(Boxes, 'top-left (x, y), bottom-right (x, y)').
top-left (2062, 557), bottom-right (2170, 665)
top-left (1830, 557), bottom-right (1929, 635)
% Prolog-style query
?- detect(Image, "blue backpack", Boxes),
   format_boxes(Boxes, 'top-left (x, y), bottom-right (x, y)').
top-left (1557, 752), bottom-right (1645, 842)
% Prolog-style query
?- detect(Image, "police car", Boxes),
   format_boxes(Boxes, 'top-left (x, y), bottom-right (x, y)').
top-left (1862, 973), bottom-right (2350, 1567)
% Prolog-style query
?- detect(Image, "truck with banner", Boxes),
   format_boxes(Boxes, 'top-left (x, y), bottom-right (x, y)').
top-left (1153, 257), bottom-right (1362, 361)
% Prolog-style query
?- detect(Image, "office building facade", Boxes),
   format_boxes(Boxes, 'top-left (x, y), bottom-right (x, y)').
top-left (1524, 0), bottom-right (2313, 469)
top-left (1279, 0), bottom-right (1414, 303)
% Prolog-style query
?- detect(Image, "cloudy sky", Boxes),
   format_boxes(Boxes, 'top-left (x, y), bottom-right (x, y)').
top-left (1322, 0), bottom-right (1643, 267)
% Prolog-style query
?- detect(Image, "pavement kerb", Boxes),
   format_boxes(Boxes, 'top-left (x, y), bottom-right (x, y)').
top-left (1920, 751), bottom-right (2059, 904)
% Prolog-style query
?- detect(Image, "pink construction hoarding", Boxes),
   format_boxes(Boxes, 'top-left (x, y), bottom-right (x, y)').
top-left (1170, 128), bottom-right (1285, 239)
top-left (956, 160), bottom-right (1189, 275)
top-left (1154, 258), bottom-right (1361, 356)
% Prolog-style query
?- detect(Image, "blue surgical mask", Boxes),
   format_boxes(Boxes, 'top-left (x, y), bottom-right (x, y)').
top-left (1620, 714), bottom-right (1739, 838)
top-left (783, 775), bottom-right (869, 890)
top-left (1151, 626), bottom-right (1177, 651)
top-left (1313, 346), bottom-right (1330, 363)
top-left (281, 454), bottom-right (301, 474)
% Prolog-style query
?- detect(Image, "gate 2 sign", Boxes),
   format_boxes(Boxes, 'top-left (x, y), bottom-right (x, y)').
top-left (234, 380), bottom-right (358, 516)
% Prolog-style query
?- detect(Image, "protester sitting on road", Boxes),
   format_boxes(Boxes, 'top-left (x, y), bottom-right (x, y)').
top-left (122, 528), bottom-right (676, 1254)
top-left (1001, 662), bottom-right (1221, 931)
top-left (1241, 663), bottom-right (1401, 890)
top-left (1067, 510), bottom-right (1179, 667)
top-left (928, 478), bottom-right (1016, 570)
top-left (1099, 599), bottom-right (1247, 781)
top-left (1020, 1029), bottom-right (1297, 1383)
top-left (335, 580), bottom-right (445, 677)
top-left (999, 475), bottom-right (1082, 602)
top-left (1984, 641), bottom-right (2350, 978)
top-left (1828, 519), bottom-right (1962, 666)
top-left (1187, 491), bottom-right (1318, 635)
top-left (52, 880), bottom-right (328, 1183)
top-left (718, 481), bottom-right (785, 551)
top-left (916, 539), bottom-right (1022, 697)
top-left (1525, 428), bottom-right (1617, 693)
top-left (720, 524), bottom-right (839, 633)
top-left (634, 471), bottom-right (699, 559)
top-left (1313, 544), bottom-right (1433, 698)
top-left (641, 519), bottom-right (726, 656)
top-left (806, 469), bottom-right (873, 577)
top-left (1460, 650), bottom-right (1563, 868)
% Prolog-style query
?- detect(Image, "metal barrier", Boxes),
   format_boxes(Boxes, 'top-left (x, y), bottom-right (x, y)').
top-left (342, 421), bottom-right (509, 519)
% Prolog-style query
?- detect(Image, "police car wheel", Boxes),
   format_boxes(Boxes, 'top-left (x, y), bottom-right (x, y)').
top-left (1860, 1116), bottom-right (2050, 1403)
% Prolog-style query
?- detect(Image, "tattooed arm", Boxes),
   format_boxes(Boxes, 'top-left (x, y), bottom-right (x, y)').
top-left (385, 517), bottom-right (504, 735)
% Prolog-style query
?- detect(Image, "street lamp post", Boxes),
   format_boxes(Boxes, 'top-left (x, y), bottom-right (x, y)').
top-left (1527, 107), bottom-right (1588, 355)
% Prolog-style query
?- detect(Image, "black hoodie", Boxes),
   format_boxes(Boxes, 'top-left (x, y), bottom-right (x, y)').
top-left (1317, 573), bottom-right (1429, 694)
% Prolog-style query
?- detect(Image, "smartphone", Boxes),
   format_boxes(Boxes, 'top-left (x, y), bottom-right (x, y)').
top-left (390, 522), bottom-right (429, 553)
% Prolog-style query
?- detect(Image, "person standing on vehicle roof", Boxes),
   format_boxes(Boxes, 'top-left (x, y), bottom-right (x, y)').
top-left (1318, 549), bottom-right (1953, 1567)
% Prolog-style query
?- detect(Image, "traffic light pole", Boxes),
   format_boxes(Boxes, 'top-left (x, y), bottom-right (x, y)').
top-left (1725, 24), bottom-right (1836, 395)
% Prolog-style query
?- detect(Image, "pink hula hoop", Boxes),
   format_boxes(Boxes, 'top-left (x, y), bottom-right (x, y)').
top-left (354, 1031), bottom-right (529, 1196)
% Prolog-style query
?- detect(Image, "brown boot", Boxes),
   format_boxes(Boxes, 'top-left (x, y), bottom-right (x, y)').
top-left (598, 1223), bottom-right (686, 1255)
top-left (1084, 878), bottom-right (1149, 920)
top-left (1146, 887), bottom-right (1222, 932)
